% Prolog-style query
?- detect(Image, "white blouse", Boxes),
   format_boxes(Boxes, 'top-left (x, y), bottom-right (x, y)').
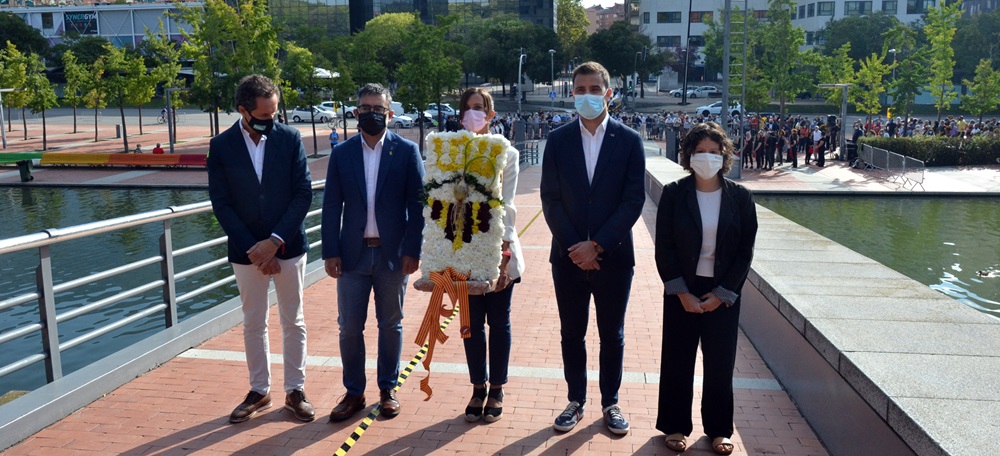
top-left (695, 188), bottom-right (722, 277)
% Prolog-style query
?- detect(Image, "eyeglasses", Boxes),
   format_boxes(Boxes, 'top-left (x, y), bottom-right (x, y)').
top-left (357, 105), bottom-right (388, 114)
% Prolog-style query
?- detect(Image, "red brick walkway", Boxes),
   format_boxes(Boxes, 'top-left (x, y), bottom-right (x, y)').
top-left (3, 164), bottom-right (827, 455)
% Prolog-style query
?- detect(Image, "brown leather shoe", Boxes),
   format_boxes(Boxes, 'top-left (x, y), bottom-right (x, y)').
top-left (285, 389), bottom-right (315, 422)
top-left (229, 391), bottom-right (271, 423)
top-left (328, 394), bottom-right (366, 422)
top-left (379, 389), bottom-right (400, 418)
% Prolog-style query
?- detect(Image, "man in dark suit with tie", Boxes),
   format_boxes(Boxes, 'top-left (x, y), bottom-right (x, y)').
top-left (322, 83), bottom-right (425, 421)
top-left (207, 74), bottom-right (315, 424)
top-left (541, 61), bottom-right (646, 436)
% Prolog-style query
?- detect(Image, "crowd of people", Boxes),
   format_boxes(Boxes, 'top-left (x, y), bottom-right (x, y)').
top-left (856, 115), bottom-right (1000, 138)
top-left (208, 64), bottom-right (757, 455)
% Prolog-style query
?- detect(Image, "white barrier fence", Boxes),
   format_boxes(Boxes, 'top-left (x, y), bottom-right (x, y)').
top-left (858, 143), bottom-right (926, 191)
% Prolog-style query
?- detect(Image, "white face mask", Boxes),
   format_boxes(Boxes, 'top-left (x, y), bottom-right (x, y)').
top-left (690, 153), bottom-right (723, 179)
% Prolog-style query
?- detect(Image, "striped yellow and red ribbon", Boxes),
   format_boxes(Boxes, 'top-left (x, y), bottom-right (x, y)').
top-left (414, 267), bottom-right (471, 400)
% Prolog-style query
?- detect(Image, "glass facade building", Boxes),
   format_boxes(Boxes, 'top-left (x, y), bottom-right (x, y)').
top-left (264, 0), bottom-right (554, 36)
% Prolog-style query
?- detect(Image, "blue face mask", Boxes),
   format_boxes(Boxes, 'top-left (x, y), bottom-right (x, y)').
top-left (574, 93), bottom-right (606, 120)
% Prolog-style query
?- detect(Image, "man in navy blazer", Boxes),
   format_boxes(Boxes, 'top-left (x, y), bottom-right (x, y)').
top-left (322, 83), bottom-right (424, 421)
top-left (207, 74), bottom-right (315, 424)
top-left (541, 62), bottom-right (645, 436)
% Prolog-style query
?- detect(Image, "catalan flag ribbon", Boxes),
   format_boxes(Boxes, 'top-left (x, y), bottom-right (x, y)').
top-left (414, 267), bottom-right (471, 400)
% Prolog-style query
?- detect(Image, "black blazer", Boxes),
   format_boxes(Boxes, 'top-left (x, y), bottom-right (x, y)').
top-left (540, 118), bottom-right (646, 269)
top-left (655, 175), bottom-right (757, 300)
top-left (207, 121), bottom-right (313, 265)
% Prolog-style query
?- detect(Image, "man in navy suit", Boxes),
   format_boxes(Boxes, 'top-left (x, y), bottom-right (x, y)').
top-left (322, 83), bottom-right (425, 421)
top-left (541, 62), bottom-right (646, 436)
top-left (207, 74), bottom-right (315, 424)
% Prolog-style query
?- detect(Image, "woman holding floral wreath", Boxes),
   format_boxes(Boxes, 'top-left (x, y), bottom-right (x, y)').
top-left (456, 87), bottom-right (524, 423)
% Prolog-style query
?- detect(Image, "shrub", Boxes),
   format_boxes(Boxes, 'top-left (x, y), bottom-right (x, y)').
top-left (858, 135), bottom-right (1000, 166)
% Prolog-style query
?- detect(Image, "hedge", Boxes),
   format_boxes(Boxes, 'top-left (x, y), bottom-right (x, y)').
top-left (857, 136), bottom-right (1000, 167)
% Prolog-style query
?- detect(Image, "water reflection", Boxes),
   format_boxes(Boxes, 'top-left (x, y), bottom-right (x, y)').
top-left (0, 187), bottom-right (323, 394)
top-left (757, 196), bottom-right (1000, 318)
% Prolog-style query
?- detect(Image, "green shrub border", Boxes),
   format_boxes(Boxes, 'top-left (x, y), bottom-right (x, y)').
top-left (858, 136), bottom-right (1000, 167)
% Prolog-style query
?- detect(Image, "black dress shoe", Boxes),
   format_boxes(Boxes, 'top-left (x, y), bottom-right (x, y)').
top-left (379, 389), bottom-right (400, 418)
top-left (329, 394), bottom-right (366, 422)
top-left (285, 389), bottom-right (316, 422)
top-left (229, 391), bottom-right (271, 423)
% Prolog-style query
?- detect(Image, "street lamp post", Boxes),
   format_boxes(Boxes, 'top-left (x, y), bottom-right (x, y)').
top-left (681, 0), bottom-right (694, 106)
top-left (888, 48), bottom-right (897, 106)
top-left (517, 49), bottom-right (526, 114)
top-left (549, 49), bottom-right (556, 108)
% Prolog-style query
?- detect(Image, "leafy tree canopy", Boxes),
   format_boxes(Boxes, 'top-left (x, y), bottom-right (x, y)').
top-left (819, 12), bottom-right (900, 63)
top-left (0, 12), bottom-right (48, 58)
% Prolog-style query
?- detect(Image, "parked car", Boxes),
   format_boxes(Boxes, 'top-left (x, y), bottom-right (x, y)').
top-left (668, 88), bottom-right (686, 97)
top-left (687, 86), bottom-right (721, 98)
top-left (390, 115), bottom-right (414, 128)
top-left (408, 111), bottom-right (438, 127)
top-left (319, 101), bottom-right (357, 118)
top-left (426, 103), bottom-right (457, 118)
top-left (694, 101), bottom-right (743, 117)
top-left (290, 106), bottom-right (337, 123)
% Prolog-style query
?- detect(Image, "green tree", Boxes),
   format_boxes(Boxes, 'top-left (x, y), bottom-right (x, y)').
top-left (758, 0), bottom-right (811, 115)
top-left (0, 42), bottom-right (29, 138)
top-left (888, 47), bottom-right (930, 124)
top-left (140, 21), bottom-right (183, 137)
top-left (851, 52), bottom-right (893, 119)
top-left (923, 1), bottom-right (962, 122)
top-left (952, 10), bottom-right (1000, 84)
top-left (99, 44), bottom-right (142, 153)
top-left (0, 12), bottom-right (49, 57)
top-left (703, 6), bottom-right (769, 112)
top-left (280, 41), bottom-right (328, 155)
top-left (347, 13), bottom-right (419, 86)
top-left (24, 53), bottom-right (58, 150)
top-left (817, 43), bottom-right (855, 107)
top-left (819, 12), bottom-right (901, 62)
top-left (961, 59), bottom-right (1000, 122)
top-left (556, 0), bottom-right (589, 61)
top-left (62, 50), bottom-right (87, 133)
top-left (587, 21), bottom-right (655, 89)
top-left (51, 35), bottom-right (112, 66)
top-left (82, 55), bottom-right (108, 143)
top-left (397, 20), bottom-right (462, 147)
top-left (178, 0), bottom-right (280, 134)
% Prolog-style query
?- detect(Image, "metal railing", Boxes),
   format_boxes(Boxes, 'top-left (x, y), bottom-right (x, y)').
top-left (858, 144), bottom-right (926, 191)
top-left (0, 181), bottom-right (327, 385)
top-left (514, 140), bottom-right (540, 166)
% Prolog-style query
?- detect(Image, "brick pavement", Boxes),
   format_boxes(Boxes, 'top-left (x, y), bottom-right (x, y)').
top-left (2, 163), bottom-right (828, 455)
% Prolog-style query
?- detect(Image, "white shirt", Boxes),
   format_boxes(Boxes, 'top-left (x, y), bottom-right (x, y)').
top-left (238, 121), bottom-right (284, 243)
top-left (696, 188), bottom-right (722, 277)
top-left (239, 122), bottom-right (267, 183)
top-left (579, 113), bottom-right (610, 184)
top-left (361, 132), bottom-right (386, 238)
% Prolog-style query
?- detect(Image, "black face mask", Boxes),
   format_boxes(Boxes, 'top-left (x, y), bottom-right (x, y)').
top-left (357, 112), bottom-right (387, 136)
top-left (246, 114), bottom-right (274, 136)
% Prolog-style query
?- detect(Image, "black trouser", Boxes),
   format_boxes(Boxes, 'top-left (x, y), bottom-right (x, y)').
top-left (765, 147), bottom-right (775, 169)
top-left (656, 276), bottom-right (740, 438)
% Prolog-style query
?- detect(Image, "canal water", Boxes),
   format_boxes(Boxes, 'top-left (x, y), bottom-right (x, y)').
top-left (756, 195), bottom-right (1000, 318)
top-left (0, 187), bottom-right (323, 395)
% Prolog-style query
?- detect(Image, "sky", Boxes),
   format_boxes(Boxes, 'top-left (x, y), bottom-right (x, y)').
top-left (580, 0), bottom-right (622, 8)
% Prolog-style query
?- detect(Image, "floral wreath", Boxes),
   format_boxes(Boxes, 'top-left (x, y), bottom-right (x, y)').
top-left (414, 130), bottom-right (510, 399)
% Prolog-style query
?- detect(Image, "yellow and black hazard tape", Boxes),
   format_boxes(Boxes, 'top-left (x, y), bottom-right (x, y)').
top-left (333, 305), bottom-right (458, 456)
top-left (332, 211), bottom-right (538, 455)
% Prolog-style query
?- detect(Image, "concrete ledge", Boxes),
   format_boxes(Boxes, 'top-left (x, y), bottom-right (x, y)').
top-left (0, 259), bottom-right (328, 451)
top-left (645, 157), bottom-right (1000, 456)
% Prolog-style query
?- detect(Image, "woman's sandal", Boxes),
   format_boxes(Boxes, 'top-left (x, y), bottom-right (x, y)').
top-left (711, 436), bottom-right (734, 455)
top-left (664, 433), bottom-right (687, 452)
top-left (483, 386), bottom-right (504, 423)
top-left (464, 386), bottom-right (487, 422)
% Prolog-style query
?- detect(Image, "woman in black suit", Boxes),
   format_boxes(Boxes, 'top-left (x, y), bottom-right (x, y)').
top-left (654, 122), bottom-right (758, 455)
